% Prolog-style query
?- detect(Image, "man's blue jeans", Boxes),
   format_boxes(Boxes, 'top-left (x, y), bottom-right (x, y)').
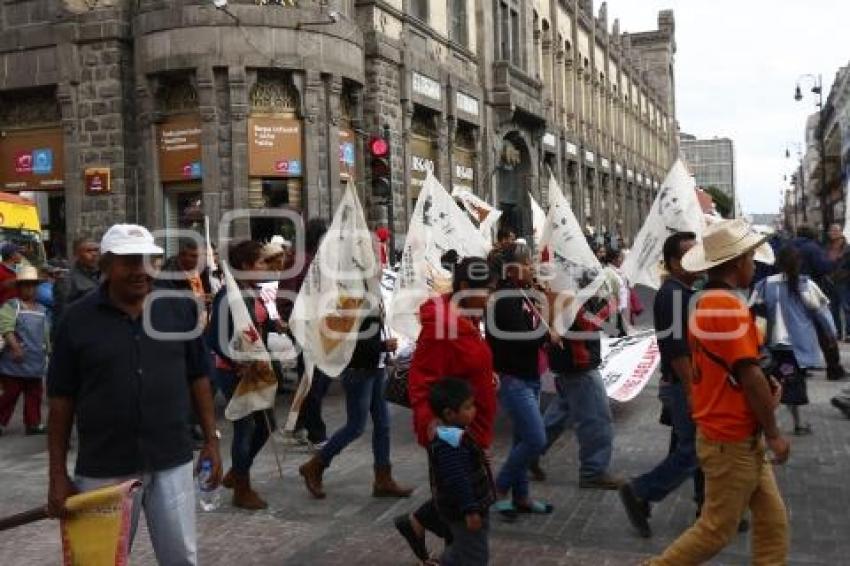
top-left (543, 369), bottom-right (613, 479)
top-left (496, 375), bottom-right (547, 500)
top-left (217, 368), bottom-right (272, 475)
top-left (632, 381), bottom-right (699, 502)
top-left (320, 368), bottom-right (390, 467)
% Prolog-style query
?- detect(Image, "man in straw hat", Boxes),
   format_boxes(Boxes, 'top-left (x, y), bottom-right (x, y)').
top-left (647, 218), bottom-right (789, 565)
top-left (46, 224), bottom-right (221, 565)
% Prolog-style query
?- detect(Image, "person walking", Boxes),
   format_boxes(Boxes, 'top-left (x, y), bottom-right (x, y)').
top-left (53, 237), bottom-right (100, 323)
top-left (394, 257), bottom-right (497, 564)
top-left (485, 243), bottom-right (552, 520)
top-left (46, 224), bottom-right (221, 566)
top-left (825, 223), bottom-right (850, 340)
top-left (297, 303), bottom-right (412, 500)
top-left (618, 232), bottom-right (709, 538)
top-left (538, 274), bottom-right (623, 490)
top-left (751, 245), bottom-right (835, 435)
top-left (0, 266), bottom-right (50, 436)
top-left (647, 218), bottom-right (790, 565)
top-left (207, 240), bottom-right (274, 510)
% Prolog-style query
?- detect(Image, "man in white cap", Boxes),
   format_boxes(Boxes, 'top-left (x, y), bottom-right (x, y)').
top-left (46, 224), bottom-right (221, 566)
top-left (648, 218), bottom-right (789, 565)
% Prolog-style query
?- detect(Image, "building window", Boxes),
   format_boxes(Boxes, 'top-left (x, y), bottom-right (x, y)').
top-left (409, 0), bottom-right (428, 22)
top-left (449, 0), bottom-right (468, 47)
top-left (510, 9), bottom-right (521, 68)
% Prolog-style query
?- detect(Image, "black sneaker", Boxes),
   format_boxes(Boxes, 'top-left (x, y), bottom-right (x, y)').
top-left (393, 514), bottom-right (429, 562)
top-left (618, 483), bottom-right (651, 538)
top-left (831, 396), bottom-right (850, 419)
top-left (25, 424), bottom-right (47, 435)
top-left (580, 473), bottom-right (624, 490)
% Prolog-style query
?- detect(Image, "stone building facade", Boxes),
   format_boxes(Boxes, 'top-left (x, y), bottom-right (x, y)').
top-left (0, 0), bottom-right (676, 257)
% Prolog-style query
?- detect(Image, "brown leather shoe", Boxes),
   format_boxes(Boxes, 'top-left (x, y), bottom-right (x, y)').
top-left (221, 469), bottom-right (235, 490)
top-left (372, 464), bottom-right (413, 498)
top-left (299, 455), bottom-right (327, 499)
top-left (231, 472), bottom-right (268, 510)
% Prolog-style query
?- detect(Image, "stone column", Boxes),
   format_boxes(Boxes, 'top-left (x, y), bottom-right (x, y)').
top-left (135, 78), bottom-right (158, 230)
top-left (437, 114), bottom-right (450, 187)
top-left (326, 75), bottom-right (344, 210)
top-left (197, 65), bottom-right (221, 237)
top-left (301, 69), bottom-right (324, 219)
top-left (228, 66), bottom-right (250, 239)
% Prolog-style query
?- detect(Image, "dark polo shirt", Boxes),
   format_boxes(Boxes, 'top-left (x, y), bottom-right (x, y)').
top-left (48, 285), bottom-right (209, 478)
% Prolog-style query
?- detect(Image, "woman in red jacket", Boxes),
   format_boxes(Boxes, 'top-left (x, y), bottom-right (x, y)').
top-left (394, 256), bottom-right (497, 563)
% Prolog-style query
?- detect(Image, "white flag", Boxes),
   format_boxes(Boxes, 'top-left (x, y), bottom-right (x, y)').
top-left (451, 187), bottom-right (503, 244)
top-left (221, 262), bottom-right (278, 422)
top-left (539, 175), bottom-right (607, 331)
top-left (622, 160), bottom-right (706, 289)
top-left (390, 172), bottom-right (490, 338)
top-left (530, 192), bottom-right (547, 250)
top-left (290, 182), bottom-right (378, 377)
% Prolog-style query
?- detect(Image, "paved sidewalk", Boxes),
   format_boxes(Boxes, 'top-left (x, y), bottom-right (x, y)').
top-left (1, 354), bottom-right (849, 564)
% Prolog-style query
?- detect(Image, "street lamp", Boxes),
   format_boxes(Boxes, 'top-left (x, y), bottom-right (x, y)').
top-left (794, 73), bottom-right (828, 239)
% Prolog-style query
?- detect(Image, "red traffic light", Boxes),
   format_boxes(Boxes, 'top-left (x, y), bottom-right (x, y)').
top-left (369, 136), bottom-right (390, 158)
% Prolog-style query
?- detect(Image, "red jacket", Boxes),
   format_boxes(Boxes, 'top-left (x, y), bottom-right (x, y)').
top-left (409, 295), bottom-right (497, 449)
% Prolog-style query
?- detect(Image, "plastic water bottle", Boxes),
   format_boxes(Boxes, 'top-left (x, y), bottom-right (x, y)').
top-left (197, 459), bottom-right (220, 512)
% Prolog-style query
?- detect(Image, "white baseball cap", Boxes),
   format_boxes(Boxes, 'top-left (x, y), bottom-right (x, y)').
top-left (100, 224), bottom-right (164, 256)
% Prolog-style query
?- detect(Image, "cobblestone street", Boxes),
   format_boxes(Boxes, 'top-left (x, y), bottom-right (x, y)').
top-left (1, 352), bottom-right (849, 565)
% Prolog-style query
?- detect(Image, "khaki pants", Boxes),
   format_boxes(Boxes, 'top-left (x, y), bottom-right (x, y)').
top-left (649, 434), bottom-right (789, 566)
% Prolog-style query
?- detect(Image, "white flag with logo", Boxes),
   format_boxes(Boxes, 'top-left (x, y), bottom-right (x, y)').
top-left (622, 160), bottom-right (706, 289)
top-left (390, 171), bottom-right (490, 338)
top-left (290, 182), bottom-right (378, 378)
top-left (539, 175), bottom-right (607, 331)
top-left (451, 187), bottom-right (502, 244)
top-left (530, 192), bottom-right (547, 250)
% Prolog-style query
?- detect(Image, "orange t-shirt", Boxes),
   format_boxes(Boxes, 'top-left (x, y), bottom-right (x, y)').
top-left (687, 286), bottom-right (761, 442)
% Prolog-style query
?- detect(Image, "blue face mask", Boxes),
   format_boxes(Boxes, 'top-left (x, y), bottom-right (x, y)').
top-left (11, 262), bottom-right (21, 273)
top-left (436, 426), bottom-right (464, 448)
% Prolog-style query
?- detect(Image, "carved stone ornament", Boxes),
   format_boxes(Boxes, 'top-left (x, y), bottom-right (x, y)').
top-left (250, 77), bottom-right (298, 114)
top-left (0, 89), bottom-right (61, 128)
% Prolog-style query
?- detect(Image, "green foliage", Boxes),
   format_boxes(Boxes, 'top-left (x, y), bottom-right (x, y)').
top-left (704, 186), bottom-right (733, 218)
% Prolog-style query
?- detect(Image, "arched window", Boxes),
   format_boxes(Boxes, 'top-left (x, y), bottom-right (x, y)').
top-left (449, 0), bottom-right (469, 47)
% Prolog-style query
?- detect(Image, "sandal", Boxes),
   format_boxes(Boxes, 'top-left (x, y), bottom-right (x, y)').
top-left (515, 499), bottom-right (554, 514)
top-left (494, 499), bottom-right (518, 522)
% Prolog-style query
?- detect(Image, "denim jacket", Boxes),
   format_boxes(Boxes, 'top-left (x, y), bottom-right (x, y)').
top-left (751, 274), bottom-right (836, 368)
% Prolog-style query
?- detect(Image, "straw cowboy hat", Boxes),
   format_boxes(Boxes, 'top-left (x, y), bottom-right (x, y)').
top-left (682, 218), bottom-right (769, 272)
top-left (15, 265), bottom-right (42, 284)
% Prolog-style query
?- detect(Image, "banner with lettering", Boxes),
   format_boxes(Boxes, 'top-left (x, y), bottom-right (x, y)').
top-left (622, 160), bottom-right (705, 289)
top-left (61, 480), bottom-right (141, 566)
top-left (542, 331), bottom-right (660, 402)
top-left (390, 171), bottom-right (490, 338)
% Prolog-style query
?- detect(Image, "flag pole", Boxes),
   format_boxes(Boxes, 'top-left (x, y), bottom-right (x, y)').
top-left (263, 410), bottom-right (285, 480)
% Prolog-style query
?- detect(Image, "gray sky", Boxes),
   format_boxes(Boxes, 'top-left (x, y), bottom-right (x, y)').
top-left (604, 0), bottom-right (847, 215)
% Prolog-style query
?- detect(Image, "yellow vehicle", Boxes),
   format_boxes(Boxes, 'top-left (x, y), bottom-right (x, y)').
top-left (0, 192), bottom-right (46, 266)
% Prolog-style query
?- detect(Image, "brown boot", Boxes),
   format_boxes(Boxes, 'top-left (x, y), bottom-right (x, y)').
top-left (372, 464), bottom-right (413, 498)
top-left (231, 472), bottom-right (268, 510)
top-left (299, 455), bottom-right (326, 499)
top-left (222, 468), bottom-right (235, 490)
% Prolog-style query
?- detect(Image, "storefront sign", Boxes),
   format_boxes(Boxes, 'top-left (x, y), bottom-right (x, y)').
top-left (585, 150), bottom-right (595, 164)
top-left (84, 167), bottom-right (111, 194)
top-left (412, 72), bottom-right (441, 101)
top-left (456, 92), bottom-right (479, 117)
top-left (600, 157), bottom-right (610, 169)
top-left (615, 163), bottom-right (623, 175)
top-left (248, 116), bottom-right (303, 178)
top-left (566, 142), bottom-right (578, 156)
top-left (453, 147), bottom-right (476, 194)
top-left (0, 127), bottom-right (65, 191)
top-left (410, 135), bottom-right (436, 197)
top-left (543, 132), bottom-right (557, 149)
top-left (627, 169), bottom-right (634, 180)
top-left (339, 128), bottom-right (356, 180)
top-left (158, 116), bottom-right (202, 182)
top-left (637, 173), bottom-right (643, 184)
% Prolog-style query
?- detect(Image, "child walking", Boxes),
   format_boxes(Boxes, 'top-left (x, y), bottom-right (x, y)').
top-left (0, 266), bottom-right (50, 436)
top-left (427, 378), bottom-right (496, 566)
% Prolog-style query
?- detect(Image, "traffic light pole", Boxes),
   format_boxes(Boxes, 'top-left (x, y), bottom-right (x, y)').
top-left (383, 124), bottom-right (395, 267)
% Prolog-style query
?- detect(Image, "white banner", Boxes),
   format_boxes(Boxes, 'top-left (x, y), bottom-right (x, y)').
top-left (622, 160), bottom-right (705, 289)
top-left (844, 177), bottom-right (850, 242)
top-left (390, 172), bottom-right (490, 338)
top-left (542, 332), bottom-right (660, 402)
top-left (530, 192), bottom-right (546, 251)
top-left (290, 182), bottom-right (378, 377)
top-left (451, 187), bottom-right (503, 245)
top-left (539, 175), bottom-right (606, 331)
